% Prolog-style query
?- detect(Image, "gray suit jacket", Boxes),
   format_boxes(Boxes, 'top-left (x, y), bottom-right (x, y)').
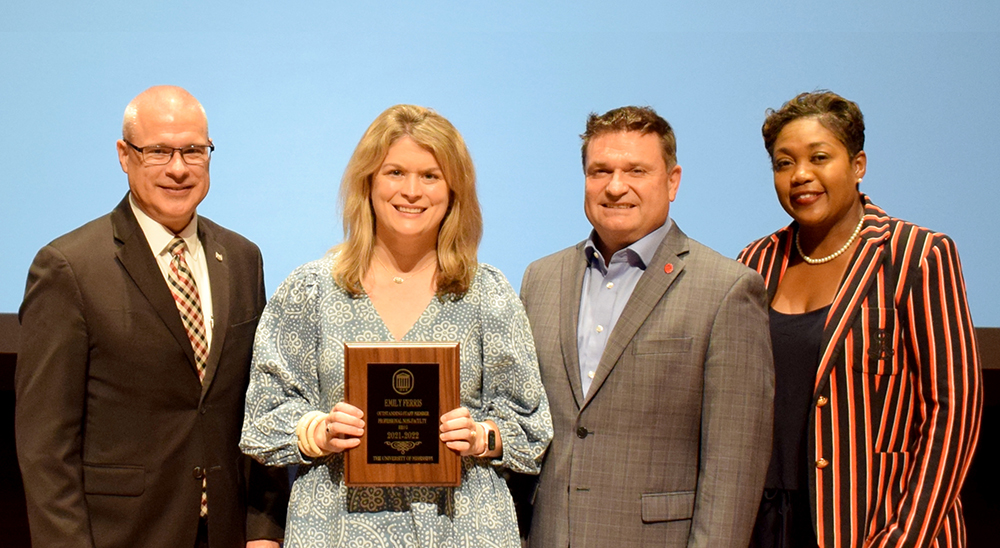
top-left (521, 224), bottom-right (773, 548)
top-left (15, 195), bottom-right (287, 548)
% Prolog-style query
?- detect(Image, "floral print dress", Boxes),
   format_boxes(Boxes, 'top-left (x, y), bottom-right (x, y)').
top-left (241, 256), bottom-right (552, 548)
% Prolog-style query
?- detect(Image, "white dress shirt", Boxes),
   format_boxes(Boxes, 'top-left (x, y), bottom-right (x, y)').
top-left (129, 193), bottom-right (214, 348)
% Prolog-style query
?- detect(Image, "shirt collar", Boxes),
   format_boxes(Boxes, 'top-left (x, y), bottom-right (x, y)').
top-left (128, 192), bottom-right (200, 257)
top-left (584, 218), bottom-right (673, 271)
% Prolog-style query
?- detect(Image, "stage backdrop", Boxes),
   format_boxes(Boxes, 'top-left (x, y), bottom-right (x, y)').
top-left (2, 2), bottom-right (999, 325)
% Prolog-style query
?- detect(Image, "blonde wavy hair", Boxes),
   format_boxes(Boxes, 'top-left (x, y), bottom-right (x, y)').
top-left (332, 105), bottom-right (482, 298)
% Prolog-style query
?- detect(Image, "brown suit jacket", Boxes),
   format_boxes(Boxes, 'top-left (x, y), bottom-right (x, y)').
top-left (521, 224), bottom-right (774, 547)
top-left (15, 195), bottom-right (287, 548)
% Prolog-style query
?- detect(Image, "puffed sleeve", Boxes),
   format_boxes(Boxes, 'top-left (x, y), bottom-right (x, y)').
top-left (475, 265), bottom-right (553, 474)
top-left (240, 262), bottom-right (327, 466)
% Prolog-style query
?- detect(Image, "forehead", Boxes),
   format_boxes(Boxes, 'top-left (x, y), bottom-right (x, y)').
top-left (382, 136), bottom-right (441, 167)
top-left (586, 131), bottom-right (663, 165)
top-left (774, 117), bottom-right (842, 150)
top-left (133, 104), bottom-right (208, 143)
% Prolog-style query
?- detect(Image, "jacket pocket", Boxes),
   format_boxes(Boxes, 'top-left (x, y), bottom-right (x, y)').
top-left (866, 451), bottom-right (910, 533)
top-left (641, 490), bottom-right (695, 523)
top-left (83, 463), bottom-right (144, 496)
top-left (851, 307), bottom-right (900, 376)
top-left (633, 337), bottom-right (692, 355)
top-left (226, 314), bottom-right (260, 344)
top-left (229, 314), bottom-right (260, 332)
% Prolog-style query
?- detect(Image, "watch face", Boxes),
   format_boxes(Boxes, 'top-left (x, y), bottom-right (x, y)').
top-left (487, 430), bottom-right (496, 451)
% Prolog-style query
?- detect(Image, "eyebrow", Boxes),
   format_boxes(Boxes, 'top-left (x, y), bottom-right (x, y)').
top-left (140, 142), bottom-right (211, 148)
top-left (586, 161), bottom-right (648, 170)
top-left (775, 141), bottom-right (835, 154)
top-left (380, 162), bottom-right (443, 173)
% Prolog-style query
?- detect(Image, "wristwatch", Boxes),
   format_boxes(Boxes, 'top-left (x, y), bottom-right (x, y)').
top-left (476, 422), bottom-right (497, 456)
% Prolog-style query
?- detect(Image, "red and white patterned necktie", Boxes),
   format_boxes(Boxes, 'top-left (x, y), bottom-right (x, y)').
top-left (166, 237), bottom-right (209, 517)
top-left (167, 238), bottom-right (208, 381)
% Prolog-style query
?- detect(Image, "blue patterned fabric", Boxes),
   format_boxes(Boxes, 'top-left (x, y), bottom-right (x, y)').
top-left (241, 256), bottom-right (552, 548)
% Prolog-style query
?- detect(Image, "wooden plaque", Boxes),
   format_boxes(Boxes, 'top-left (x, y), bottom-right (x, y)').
top-left (344, 342), bottom-right (460, 486)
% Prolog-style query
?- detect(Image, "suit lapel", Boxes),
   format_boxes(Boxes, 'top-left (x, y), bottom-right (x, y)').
top-left (764, 229), bottom-right (794, 304)
top-left (111, 196), bottom-right (199, 373)
top-left (582, 226), bottom-right (687, 410)
top-left (559, 243), bottom-right (588, 408)
top-left (199, 223), bottom-right (230, 401)
top-left (813, 198), bottom-right (892, 395)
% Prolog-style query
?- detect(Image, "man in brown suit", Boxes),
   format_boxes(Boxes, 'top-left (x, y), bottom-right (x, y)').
top-left (520, 106), bottom-right (773, 547)
top-left (15, 86), bottom-right (287, 548)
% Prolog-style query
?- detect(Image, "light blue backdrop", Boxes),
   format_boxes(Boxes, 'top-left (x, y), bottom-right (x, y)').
top-left (3, 2), bottom-right (999, 325)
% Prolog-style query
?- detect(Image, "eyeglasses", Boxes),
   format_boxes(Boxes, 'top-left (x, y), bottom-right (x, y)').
top-left (125, 140), bottom-right (215, 165)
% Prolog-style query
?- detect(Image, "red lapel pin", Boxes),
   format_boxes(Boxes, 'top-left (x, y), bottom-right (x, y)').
top-left (664, 263), bottom-right (674, 274)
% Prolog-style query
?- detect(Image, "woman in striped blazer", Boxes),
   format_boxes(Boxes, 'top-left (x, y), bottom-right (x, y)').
top-left (739, 91), bottom-right (981, 548)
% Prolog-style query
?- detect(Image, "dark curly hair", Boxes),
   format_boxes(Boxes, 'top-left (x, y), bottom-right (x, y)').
top-left (762, 91), bottom-right (865, 164)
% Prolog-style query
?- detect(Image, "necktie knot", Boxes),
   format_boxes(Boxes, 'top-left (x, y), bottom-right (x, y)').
top-left (168, 237), bottom-right (188, 257)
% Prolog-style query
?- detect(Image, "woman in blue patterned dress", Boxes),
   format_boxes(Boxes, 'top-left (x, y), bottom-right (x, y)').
top-left (240, 104), bottom-right (552, 548)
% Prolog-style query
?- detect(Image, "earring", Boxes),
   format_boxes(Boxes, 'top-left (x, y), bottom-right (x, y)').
top-left (857, 177), bottom-right (863, 185)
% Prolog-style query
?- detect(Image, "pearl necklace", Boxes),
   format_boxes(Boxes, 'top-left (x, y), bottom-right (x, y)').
top-left (795, 215), bottom-right (865, 265)
top-left (373, 252), bottom-right (436, 284)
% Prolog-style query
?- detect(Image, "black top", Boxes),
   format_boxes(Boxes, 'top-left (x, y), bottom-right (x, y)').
top-left (765, 305), bottom-right (829, 490)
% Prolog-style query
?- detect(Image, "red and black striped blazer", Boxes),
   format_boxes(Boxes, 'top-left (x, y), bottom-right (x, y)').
top-left (738, 195), bottom-right (982, 548)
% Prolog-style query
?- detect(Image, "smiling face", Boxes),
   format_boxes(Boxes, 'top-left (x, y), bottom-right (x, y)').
top-left (584, 131), bottom-right (681, 257)
top-left (116, 89), bottom-right (211, 233)
top-left (371, 136), bottom-right (451, 251)
top-left (771, 117), bottom-right (866, 235)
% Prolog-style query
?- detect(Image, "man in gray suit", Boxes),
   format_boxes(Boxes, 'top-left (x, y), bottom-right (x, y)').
top-left (520, 106), bottom-right (773, 547)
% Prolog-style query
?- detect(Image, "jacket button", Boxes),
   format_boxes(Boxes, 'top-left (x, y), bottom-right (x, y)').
top-left (193, 466), bottom-right (205, 479)
top-left (576, 427), bottom-right (589, 439)
top-left (816, 396), bottom-right (828, 407)
top-left (816, 458), bottom-right (829, 469)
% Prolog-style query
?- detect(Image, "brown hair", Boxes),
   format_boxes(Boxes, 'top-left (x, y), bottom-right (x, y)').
top-left (580, 106), bottom-right (677, 169)
top-left (331, 105), bottom-right (482, 298)
top-left (762, 90), bottom-right (865, 163)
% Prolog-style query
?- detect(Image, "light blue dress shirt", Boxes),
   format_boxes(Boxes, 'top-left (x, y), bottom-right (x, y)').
top-left (577, 220), bottom-right (672, 395)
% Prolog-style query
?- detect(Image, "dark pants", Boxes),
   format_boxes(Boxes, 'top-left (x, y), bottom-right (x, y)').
top-left (750, 488), bottom-right (819, 548)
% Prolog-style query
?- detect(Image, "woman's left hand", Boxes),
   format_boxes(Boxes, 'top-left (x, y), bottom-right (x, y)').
top-left (439, 407), bottom-right (484, 456)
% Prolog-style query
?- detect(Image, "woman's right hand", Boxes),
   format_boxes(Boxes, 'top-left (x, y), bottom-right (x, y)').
top-left (316, 402), bottom-right (365, 454)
